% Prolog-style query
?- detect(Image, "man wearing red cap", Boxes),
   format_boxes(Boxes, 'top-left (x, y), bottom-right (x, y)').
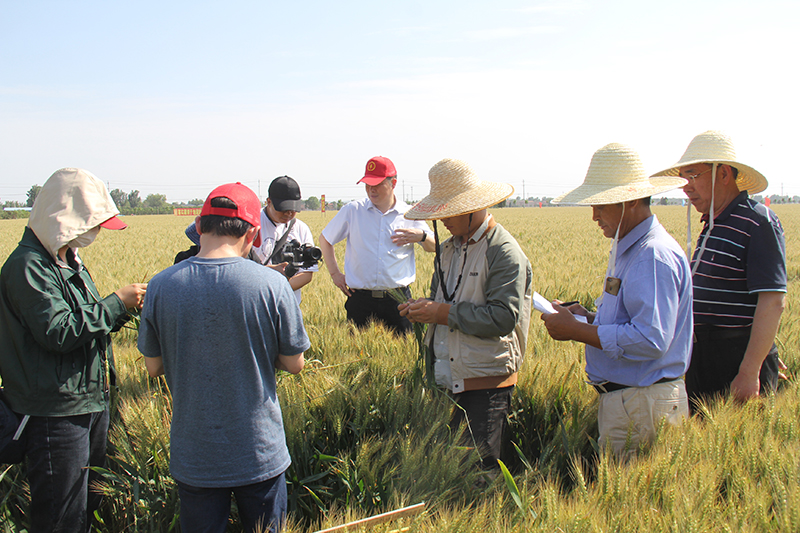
top-left (139, 182), bottom-right (309, 532)
top-left (320, 156), bottom-right (435, 334)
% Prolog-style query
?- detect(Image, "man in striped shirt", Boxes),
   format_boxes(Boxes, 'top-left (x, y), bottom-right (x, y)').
top-left (652, 131), bottom-right (786, 410)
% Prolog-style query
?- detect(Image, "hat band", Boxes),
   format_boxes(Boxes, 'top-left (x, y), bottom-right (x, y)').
top-left (203, 206), bottom-right (253, 224)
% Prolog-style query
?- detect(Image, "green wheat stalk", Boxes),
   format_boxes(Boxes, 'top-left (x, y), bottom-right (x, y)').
top-left (387, 288), bottom-right (434, 389)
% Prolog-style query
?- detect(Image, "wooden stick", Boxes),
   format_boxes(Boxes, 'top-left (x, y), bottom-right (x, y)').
top-left (313, 502), bottom-right (426, 533)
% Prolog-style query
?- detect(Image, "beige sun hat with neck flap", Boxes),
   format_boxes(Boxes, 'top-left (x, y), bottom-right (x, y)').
top-left (553, 143), bottom-right (687, 205)
top-left (405, 158), bottom-right (514, 220)
top-left (650, 130), bottom-right (767, 195)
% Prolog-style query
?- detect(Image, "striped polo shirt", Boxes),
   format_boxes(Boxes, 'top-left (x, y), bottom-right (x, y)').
top-left (691, 191), bottom-right (786, 328)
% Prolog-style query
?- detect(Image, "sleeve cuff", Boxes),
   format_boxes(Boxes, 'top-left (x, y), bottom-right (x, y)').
top-left (596, 324), bottom-right (622, 360)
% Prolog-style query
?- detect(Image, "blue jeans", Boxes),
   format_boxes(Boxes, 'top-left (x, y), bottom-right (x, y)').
top-left (177, 471), bottom-right (288, 533)
top-left (25, 408), bottom-right (109, 533)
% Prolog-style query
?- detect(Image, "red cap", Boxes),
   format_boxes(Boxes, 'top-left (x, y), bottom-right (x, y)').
top-left (99, 216), bottom-right (127, 230)
top-left (200, 182), bottom-right (263, 247)
top-left (358, 156), bottom-right (397, 186)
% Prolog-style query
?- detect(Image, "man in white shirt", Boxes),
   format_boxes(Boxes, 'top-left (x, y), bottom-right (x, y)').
top-left (320, 156), bottom-right (435, 334)
top-left (253, 176), bottom-right (318, 304)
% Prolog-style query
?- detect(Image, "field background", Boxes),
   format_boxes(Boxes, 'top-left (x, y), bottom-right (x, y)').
top-left (1, 205), bottom-right (799, 532)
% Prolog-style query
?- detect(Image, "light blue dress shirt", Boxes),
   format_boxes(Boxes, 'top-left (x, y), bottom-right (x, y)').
top-left (586, 215), bottom-right (693, 387)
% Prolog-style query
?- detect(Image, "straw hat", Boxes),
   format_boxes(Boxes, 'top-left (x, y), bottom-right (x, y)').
top-left (650, 130), bottom-right (767, 194)
top-left (405, 159), bottom-right (514, 220)
top-left (552, 143), bottom-right (687, 205)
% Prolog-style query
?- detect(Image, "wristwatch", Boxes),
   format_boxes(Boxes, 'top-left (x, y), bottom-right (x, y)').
top-left (420, 232), bottom-right (427, 243)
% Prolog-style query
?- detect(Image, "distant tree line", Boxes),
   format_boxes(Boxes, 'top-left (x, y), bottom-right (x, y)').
top-left (18, 185), bottom-right (348, 215)
top-left (18, 186), bottom-right (796, 219)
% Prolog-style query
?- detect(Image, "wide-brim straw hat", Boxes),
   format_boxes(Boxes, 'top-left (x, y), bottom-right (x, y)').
top-left (405, 158), bottom-right (514, 220)
top-left (553, 143), bottom-right (687, 205)
top-left (650, 130), bottom-right (767, 194)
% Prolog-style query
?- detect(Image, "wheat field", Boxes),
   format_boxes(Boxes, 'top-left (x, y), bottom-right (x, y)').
top-left (1, 205), bottom-right (799, 532)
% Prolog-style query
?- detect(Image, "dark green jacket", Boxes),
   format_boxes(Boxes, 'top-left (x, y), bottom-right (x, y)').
top-left (0, 227), bottom-right (127, 416)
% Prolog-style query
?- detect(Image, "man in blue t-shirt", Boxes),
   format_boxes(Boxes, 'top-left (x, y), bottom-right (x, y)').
top-left (652, 131), bottom-right (787, 409)
top-left (138, 182), bottom-right (309, 533)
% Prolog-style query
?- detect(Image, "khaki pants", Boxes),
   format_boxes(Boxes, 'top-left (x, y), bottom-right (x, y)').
top-left (597, 380), bottom-right (688, 459)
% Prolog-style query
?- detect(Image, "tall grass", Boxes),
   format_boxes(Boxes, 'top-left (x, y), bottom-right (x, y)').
top-left (1, 205), bottom-right (798, 532)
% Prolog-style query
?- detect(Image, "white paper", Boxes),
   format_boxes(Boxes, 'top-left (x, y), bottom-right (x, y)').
top-left (533, 291), bottom-right (588, 323)
top-left (533, 291), bottom-right (557, 314)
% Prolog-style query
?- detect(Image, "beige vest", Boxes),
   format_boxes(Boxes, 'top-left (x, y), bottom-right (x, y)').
top-left (428, 226), bottom-right (532, 393)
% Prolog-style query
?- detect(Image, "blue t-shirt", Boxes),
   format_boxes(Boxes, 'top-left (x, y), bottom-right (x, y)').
top-left (138, 256), bottom-right (310, 487)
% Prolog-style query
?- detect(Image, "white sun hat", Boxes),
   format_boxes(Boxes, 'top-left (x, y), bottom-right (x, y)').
top-left (405, 158), bottom-right (514, 220)
top-left (650, 130), bottom-right (767, 195)
top-left (553, 143), bottom-right (687, 205)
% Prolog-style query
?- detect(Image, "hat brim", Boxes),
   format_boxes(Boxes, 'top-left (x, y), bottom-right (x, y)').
top-left (99, 216), bottom-right (127, 230)
top-left (405, 182), bottom-right (514, 220)
top-left (272, 198), bottom-right (304, 212)
top-left (651, 159), bottom-right (768, 195)
top-left (358, 176), bottom-right (393, 186)
top-left (552, 177), bottom-right (687, 205)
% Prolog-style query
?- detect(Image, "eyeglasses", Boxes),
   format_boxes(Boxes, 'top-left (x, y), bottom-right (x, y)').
top-left (682, 168), bottom-right (712, 184)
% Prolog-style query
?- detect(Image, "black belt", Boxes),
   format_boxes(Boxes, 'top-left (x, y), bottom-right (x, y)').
top-left (591, 376), bottom-right (679, 394)
top-left (351, 287), bottom-right (407, 299)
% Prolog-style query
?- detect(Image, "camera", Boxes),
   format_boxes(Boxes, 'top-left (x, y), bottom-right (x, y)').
top-left (278, 240), bottom-right (322, 278)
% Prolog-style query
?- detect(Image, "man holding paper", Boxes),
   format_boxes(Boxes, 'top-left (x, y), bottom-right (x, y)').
top-left (541, 143), bottom-right (692, 458)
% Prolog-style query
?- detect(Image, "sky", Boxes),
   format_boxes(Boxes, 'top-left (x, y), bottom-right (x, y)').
top-left (2, 0), bottom-right (799, 205)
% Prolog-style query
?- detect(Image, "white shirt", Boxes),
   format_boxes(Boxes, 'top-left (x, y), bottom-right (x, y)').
top-left (254, 210), bottom-right (318, 303)
top-left (321, 197), bottom-right (431, 290)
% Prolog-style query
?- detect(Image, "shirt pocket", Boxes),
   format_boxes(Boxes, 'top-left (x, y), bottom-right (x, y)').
top-left (55, 351), bottom-right (86, 396)
top-left (596, 291), bottom-right (620, 326)
top-left (460, 336), bottom-right (513, 375)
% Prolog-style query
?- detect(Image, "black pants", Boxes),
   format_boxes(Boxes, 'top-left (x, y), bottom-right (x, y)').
top-left (451, 386), bottom-right (514, 471)
top-left (344, 287), bottom-right (412, 335)
top-left (685, 325), bottom-right (779, 412)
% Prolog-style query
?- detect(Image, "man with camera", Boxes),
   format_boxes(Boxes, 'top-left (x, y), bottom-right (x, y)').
top-left (320, 156), bottom-right (435, 335)
top-left (253, 176), bottom-right (318, 303)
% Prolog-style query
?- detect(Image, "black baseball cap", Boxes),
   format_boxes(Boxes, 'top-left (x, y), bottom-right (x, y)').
top-left (268, 176), bottom-right (304, 212)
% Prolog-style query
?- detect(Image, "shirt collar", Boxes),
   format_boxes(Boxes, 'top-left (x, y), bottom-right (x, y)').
top-left (454, 214), bottom-right (492, 247)
top-left (367, 195), bottom-right (403, 214)
top-left (700, 190), bottom-right (748, 223)
top-left (263, 208), bottom-right (278, 229)
top-left (616, 214), bottom-right (659, 257)
top-left (55, 248), bottom-right (84, 271)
